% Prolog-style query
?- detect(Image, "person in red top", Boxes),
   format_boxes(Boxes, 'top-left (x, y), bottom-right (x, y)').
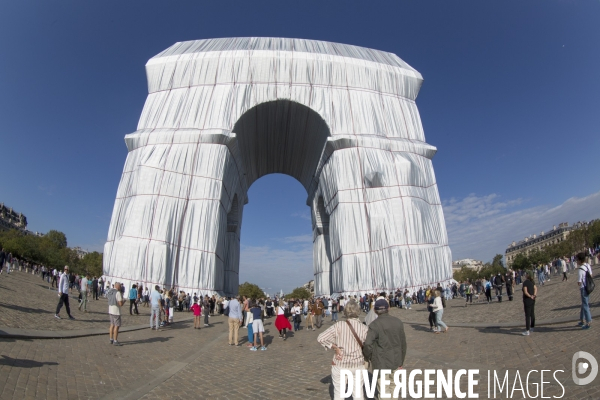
top-left (190, 300), bottom-right (202, 329)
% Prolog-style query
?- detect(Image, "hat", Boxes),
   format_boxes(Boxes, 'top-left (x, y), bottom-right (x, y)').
top-left (374, 299), bottom-right (389, 311)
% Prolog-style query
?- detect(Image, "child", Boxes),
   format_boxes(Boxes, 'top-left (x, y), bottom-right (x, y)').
top-left (250, 302), bottom-right (266, 351)
top-left (190, 300), bottom-right (202, 329)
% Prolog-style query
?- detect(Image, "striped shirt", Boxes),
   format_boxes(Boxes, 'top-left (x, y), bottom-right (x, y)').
top-left (317, 318), bottom-right (368, 368)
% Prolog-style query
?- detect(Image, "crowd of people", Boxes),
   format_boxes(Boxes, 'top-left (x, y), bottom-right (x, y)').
top-left (2, 244), bottom-right (595, 396)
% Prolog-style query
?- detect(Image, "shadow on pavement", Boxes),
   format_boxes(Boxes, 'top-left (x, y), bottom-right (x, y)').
top-left (5, 304), bottom-right (53, 314)
top-left (0, 355), bottom-right (58, 368)
top-left (122, 336), bottom-right (173, 345)
top-left (552, 302), bottom-right (600, 312)
top-left (477, 325), bottom-right (583, 335)
top-left (409, 324), bottom-right (433, 333)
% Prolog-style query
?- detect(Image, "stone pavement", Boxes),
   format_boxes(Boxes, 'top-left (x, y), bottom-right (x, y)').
top-left (0, 269), bottom-right (598, 399)
top-left (0, 271), bottom-right (190, 332)
top-left (0, 312), bottom-right (598, 399)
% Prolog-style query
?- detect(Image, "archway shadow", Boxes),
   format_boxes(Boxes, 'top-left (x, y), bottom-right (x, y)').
top-left (0, 355), bottom-right (58, 368)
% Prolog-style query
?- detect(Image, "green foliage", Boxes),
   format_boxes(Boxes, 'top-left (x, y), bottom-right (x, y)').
top-left (511, 253), bottom-right (532, 270)
top-left (285, 286), bottom-right (311, 299)
top-left (491, 254), bottom-right (504, 268)
top-left (0, 229), bottom-right (102, 276)
top-left (238, 282), bottom-right (265, 299)
top-left (45, 230), bottom-right (67, 249)
top-left (82, 252), bottom-right (103, 277)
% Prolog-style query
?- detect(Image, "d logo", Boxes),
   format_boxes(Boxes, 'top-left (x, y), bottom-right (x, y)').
top-left (572, 351), bottom-right (598, 386)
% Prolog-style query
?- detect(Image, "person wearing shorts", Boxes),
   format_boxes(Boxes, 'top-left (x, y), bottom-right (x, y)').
top-left (107, 282), bottom-right (125, 346)
top-left (250, 302), bottom-right (266, 351)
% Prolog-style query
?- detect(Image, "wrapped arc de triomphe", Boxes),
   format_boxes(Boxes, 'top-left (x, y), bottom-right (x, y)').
top-left (103, 37), bottom-right (453, 297)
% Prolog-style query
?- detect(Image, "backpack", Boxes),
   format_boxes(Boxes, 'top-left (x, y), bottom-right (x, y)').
top-left (579, 265), bottom-right (595, 295)
top-left (223, 305), bottom-right (230, 316)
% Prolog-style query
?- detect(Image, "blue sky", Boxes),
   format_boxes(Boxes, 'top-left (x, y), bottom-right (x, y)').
top-left (1, 1), bottom-right (599, 293)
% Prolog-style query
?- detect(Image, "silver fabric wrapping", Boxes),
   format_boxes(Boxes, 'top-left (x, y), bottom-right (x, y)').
top-left (104, 38), bottom-right (452, 296)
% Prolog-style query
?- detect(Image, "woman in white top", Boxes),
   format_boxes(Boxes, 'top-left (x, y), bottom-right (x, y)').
top-left (274, 300), bottom-right (292, 339)
top-left (431, 290), bottom-right (448, 333)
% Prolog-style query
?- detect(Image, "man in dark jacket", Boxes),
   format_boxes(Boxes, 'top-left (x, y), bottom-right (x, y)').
top-left (363, 299), bottom-right (407, 399)
top-left (494, 273), bottom-right (505, 302)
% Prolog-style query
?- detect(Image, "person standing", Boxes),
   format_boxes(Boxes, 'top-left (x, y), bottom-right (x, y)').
top-left (313, 298), bottom-right (324, 329)
top-left (5, 252), bottom-right (12, 274)
top-left (522, 271), bottom-right (537, 336)
top-left (50, 268), bottom-right (57, 287)
top-left (363, 299), bottom-right (407, 399)
top-left (191, 300), bottom-right (202, 329)
top-left (55, 266), bottom-right (75, 320)
top-left (427, 291), bottom-right (437, 332)
top-left (485, 279), bottom-right (492, 303)
top-left (250, 301), bottom-right (267, 351)
top-left (317, 300), bottom-right (368, 400)
top-left (494, 273), bottom-right (505, 301)
top-left (203, 295), bottom-right (210, 327)
top-left (227, 296), bottom-right (243, 346)
top-left (107, 282), bottom-right (125, 345)
top-left (464, 280), bottom-right (473, 307)
top-left (432, 290), bottom-right (448, 333)
top-left (129, 284), bottom-right (139, 315)
top-left (274, 300), bottom-right (292, 340)
top-left (149, 285), bottom-right (163, 330)
top-left (331, 298), bottom-right (339, 322)
top-left (92, 277), bottom-right (99, 300)
top-left (577, 252), bottom-right (593, 330)
top-left (79, 274), bottom-right (89, 312)
top-left (505, 272), bottom-right (514, 301)
top-left (562, 258), bottom-right (569, 282)
top-left (306, 300), bottom-right (316, 331)
top-left (291, 301), bottom-right (302, 331)
top-left (0, 248), bottom-right (5, 275)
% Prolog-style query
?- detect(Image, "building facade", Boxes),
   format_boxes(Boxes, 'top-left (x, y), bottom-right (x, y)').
top-left (0, 203), bottom-right (27, 232)
top-left (452, 258), bottom-right (484, 272)
top-left (505, 222), bottom-right (571, 267)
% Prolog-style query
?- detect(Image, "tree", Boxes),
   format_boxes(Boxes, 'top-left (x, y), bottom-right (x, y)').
top-left (285, 287), bottom-right (311, 299)
top-left (491, 254), bottom-right (504, 268)
top-left (82, 252), bottom-right (103, 277)
top-left (44, 230), bottom-right (67, 249)
top-left (238, 282), bottom-right (265, 299)
top-left (511, 253), bottom-right (531, 271)
top-left (528, 249), bottom-right (550, 267)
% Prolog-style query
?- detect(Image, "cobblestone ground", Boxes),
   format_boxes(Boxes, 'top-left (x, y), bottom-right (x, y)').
top-left (0, 269), bottom-right (598, 399)
top-left (392, 265), bottom-right (600, 325)
top-left (0, 272), bottom-right (183, 331)
top-left (0, 314), bottom-right (598, 399)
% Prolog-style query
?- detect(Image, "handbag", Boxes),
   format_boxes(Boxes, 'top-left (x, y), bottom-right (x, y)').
top-left (345, 320), bottom-right (371, 371)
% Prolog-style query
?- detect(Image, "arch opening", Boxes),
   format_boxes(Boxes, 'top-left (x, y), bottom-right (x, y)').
top-left (232, 100), bottom-right (331, 193)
